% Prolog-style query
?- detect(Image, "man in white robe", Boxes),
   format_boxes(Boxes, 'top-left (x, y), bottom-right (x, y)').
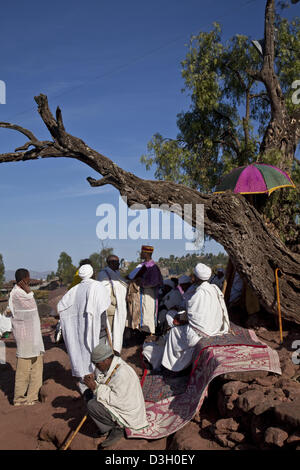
top-left (164, 275), bottom-right (193, 329)
top-left (156, 279), bottom-right (177, 332)
top-left (57, 264), bottom-right (111, 397)
top-left (143, 263), bottom-right (230, 372)
top-left (84, 340), bottom-right (148, 448)
top-left (8, 269), bottom-right (45, 406)
top-left (97, 255), bottom-right (128, 354)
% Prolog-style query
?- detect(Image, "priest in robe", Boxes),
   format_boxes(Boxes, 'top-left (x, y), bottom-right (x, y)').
top-left (127, 245), bottom-right (163, 336)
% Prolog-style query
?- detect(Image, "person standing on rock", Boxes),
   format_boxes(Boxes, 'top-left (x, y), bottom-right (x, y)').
top-left (127, 245), bottom-right (163, 337)
top-left (83, 340), bottom-right (148, 448)
top-left (8, 268), bottom-right (45, 406)
top-left (97, 255), bottom-right (128, 355)
top-left (57, 264), bottom-right (111, 399)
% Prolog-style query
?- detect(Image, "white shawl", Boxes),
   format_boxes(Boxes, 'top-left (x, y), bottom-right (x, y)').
top-left (57, 279), bottom-right (111, 378)
top-left (187, 281), bottom-right (230, 336)
top-left (97, 267), bottom-right (128, 353)
top-left (162, 288), bottom-right (182, 310)
top-left (149, 282), bottom-right (230, 371)
top-left (9, 285), bottom-right (44, 358)
top-left (95, 356), bottom-right (148, 430)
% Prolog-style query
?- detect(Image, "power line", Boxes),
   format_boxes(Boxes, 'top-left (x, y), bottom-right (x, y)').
top-left (3, 0), bottom-right (264, 124)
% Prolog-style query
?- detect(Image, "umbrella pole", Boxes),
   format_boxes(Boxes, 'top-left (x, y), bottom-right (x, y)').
top-left (275, 268), bottom-right (283, 344)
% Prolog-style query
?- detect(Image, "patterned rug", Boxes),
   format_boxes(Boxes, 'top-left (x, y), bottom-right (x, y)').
top-left (141, 370), bottom-right (190, 402)
top-left (126, 325), bottom-right (281, 440)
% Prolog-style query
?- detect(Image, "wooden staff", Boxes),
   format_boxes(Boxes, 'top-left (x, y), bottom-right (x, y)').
top-left (106, 327), bottom-right (114, 351)
top-left (275, 268), bottom-right (283, 344)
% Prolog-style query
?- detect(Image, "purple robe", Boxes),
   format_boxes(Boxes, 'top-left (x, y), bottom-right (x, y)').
top-left (138, 260), bottom-right (163, 289)
top-left (131, 260), bottom-right (163, 333)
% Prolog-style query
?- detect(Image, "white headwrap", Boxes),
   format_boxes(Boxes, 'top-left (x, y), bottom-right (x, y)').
top-left (178, 275), bottom-right (191, 285)
top-left (163, 279), bottom-right (175, 289)
top-left (194, 263), bottom-right (212, 281)
top-left (78, 264), bottom-right (94, 280)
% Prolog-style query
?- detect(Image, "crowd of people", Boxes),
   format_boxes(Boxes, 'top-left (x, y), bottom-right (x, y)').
top-left (3, 245), bottom-right (236, 448)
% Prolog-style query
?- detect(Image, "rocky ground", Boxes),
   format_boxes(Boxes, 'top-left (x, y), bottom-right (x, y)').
top-left (0, 291), bottom-right (299, 451)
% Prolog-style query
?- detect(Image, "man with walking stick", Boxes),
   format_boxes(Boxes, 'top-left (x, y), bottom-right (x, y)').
top-left (83, 340), bottom-right (148, 448)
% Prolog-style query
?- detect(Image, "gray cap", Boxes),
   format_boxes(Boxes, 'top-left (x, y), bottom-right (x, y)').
top-left (91, 338), bottom-right (113, 363)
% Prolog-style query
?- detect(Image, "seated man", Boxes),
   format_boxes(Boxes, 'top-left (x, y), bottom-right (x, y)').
top-left (143, 263), bottom-right (230, 372)
top-left (84, 340), bottom-right (148, 448)
top-left (164, 275), bottom-right (192, 329)
top-left (210, 265), bottom-right (225, 291)
top-left (156, 279), bottom-right (177, 333)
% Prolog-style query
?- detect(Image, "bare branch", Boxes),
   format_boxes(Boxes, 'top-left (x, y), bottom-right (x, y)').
top-left (249, 92), bottom-right (269, 101)
top-left (56, 107), bottom-right (65, 132)
top-left (0, 122), bottom-right (40, 145)
top-left (245, 69), bottom-right (263, 82)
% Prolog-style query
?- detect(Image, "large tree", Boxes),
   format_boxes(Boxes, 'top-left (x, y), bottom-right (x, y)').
top-left (0, 0), bottom-right (299, 323)
top-left (141, 2), bottom-right (300, 247)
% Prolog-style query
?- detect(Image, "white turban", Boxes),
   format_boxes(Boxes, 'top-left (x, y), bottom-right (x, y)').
top-left (163, 279), bottom-right (175, 289)
top-left (178, 275), bottom-right (191, 285)
top-left (78, 264), bottom-right (94, 280)
top-left (194, 263), bottom-right (212, 281)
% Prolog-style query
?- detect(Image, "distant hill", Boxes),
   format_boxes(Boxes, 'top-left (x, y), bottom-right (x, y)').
top-left (5, 270), bottom-right (52, 282)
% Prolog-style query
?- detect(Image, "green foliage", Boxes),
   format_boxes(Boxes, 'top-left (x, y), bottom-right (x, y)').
top-left (0, 254), bottom-right (4, 290)
top-left (274, 15), bottom-right (300, 114)
top-left (158, 251), bottom-right (228, 276)
top-left (34, 290), bottom-right (49, 301)
top-left (263, 160), bottom-right (300, 247)
top-left (141, 22), bottom-right (264, 193)
top-left (56, 252), bottom-right (77, 286)
top-left (141, 10), bottom-right (300, 245)
top-left (46, 271), bottom-right (56, 281)
top-left (88, 246), bottom-right (114, 276)
top-left (120, 261), bottom-right (139, 278)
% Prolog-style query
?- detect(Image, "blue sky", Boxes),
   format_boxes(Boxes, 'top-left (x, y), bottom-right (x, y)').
top-left (0, 0), bottom-right (298, 273)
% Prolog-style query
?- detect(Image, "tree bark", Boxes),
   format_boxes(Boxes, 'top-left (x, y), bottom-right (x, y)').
top-left (0, 94), bottom-right (299, 324)
top-left (248, 0), bottom-right (300, 171)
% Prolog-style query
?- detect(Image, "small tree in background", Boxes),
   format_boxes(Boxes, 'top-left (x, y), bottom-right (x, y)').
top-left (56, 252), bottom-right (76, 286)
top-left (88, 242), bottom-right (114, 276)
top-left (46, 271), bottom-right (56, 281)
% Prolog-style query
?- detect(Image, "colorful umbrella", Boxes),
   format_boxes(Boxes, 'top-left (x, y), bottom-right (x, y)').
top-left (215, 163), bottom-right (296, 195)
